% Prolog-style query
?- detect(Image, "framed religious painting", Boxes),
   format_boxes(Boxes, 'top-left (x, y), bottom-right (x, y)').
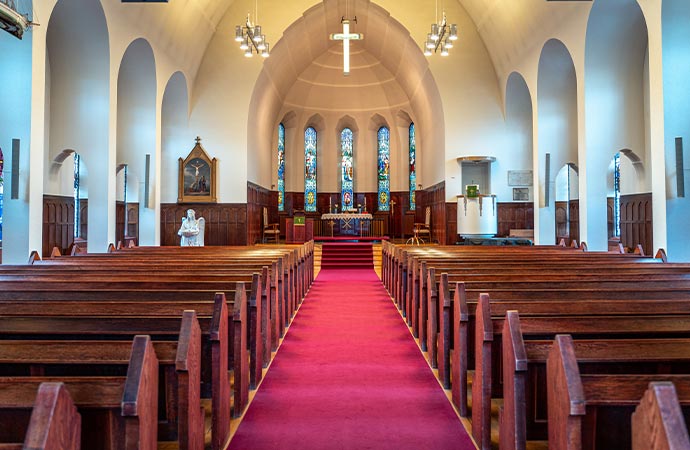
top-left (178, 137), bottom-right (218, 203)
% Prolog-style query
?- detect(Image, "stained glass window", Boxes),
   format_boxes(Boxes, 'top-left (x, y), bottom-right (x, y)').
top-left (340, 128), bottom-right (354, 211)
top-left (304, 127), bottom-right (317, 212)
top-left (409, 123), bottom-right (416, 210)
top-left (614, 153), bottom-right (620, 237)
top-left (277, 123), bottom-right (285, 212)
top-left (377, 127), bottom-right (390, 211)
top-left (74, 153), bottom-right (81, 238)
top-left (0, 147), bottom-right (3, 242)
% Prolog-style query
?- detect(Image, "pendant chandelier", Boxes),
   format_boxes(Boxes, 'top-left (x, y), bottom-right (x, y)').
top-left (234, 0), bottom-right (270, 58)
top-left (422, 0), bottom-right (458, 57)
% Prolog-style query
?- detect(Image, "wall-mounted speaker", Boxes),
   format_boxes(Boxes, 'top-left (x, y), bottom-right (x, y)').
top-left (544, 153), bottom-right (551, 206)
top-left (676, 137), bottom-right (685, 198)
top-left (144, 154), bottom-right (151, 209)
top-left (11, 139), bottom-right (19, 199)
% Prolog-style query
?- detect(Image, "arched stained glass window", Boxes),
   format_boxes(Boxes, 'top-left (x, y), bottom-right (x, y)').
top-left (377, 127), bottom-right (390, 211)
top-left (74, 153), bottom-right (81, 238)
top-left (340, 128), bottom-right (354, 211)
top-left (409, 123), bottom-right (416, 211)
top-left (304, 127), bottom-right (317, 212)
top-left (277, 123), bottom-right (285, 212)
top-left (613, 152), bottom-right (620, 237)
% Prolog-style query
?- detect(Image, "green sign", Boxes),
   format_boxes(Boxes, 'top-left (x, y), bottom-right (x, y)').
top-left (294, 216), bottom-right (306, 225)
top-left (466, 185), bottom-right (479, 198)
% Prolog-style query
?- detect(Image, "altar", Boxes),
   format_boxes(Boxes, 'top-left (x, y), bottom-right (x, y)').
top-left (321, 212), bottom-right (373, 236)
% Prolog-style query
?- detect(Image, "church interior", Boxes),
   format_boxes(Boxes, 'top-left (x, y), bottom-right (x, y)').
top-left (2, 0), bottom-right (690, 449)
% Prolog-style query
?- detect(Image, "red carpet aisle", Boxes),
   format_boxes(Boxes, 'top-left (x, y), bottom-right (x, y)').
top-left (228, 269), bottom-right (475, 450)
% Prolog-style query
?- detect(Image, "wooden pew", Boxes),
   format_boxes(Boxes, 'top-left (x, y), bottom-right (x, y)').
top-left (632, 382), bottom-right (690, 450)
top-left (547, 335), bottom-right (690, 450)
top-left (0, 292), bottom-right (233, 450)
top-left (501, 311), bottom-right (690, 450)
top-left (0, 311), bottom-right (202, 449)
top-left (0, 335), bottom-right (158, 450)
top-left (5, 382), bottom-right (81, 450)
top-left (470, 294), bottom-right (690, 450)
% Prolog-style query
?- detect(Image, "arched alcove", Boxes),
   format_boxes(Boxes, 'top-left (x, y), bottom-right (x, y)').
top-left (663, 0), bottom-right (690, 260)
top-left (537, 39), bottom-right (578, 244)
top-left (504, 72), bottom-right (534, 205)
top-left (116, 38), bottom-right (157, 245)
top-left (45, 0), bottom-right (110, 254)
top-left (162, 71), bottom-right (190, 204)
top-left (584, 0), bottom-right (649, 251)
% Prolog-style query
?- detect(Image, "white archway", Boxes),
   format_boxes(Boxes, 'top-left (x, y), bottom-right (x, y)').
top-left (537, 39), bottom-right (578, 244)
top-left (116, 38), bottom-right (157, 245)
top-left (584, 0), bottom-right (649, 251)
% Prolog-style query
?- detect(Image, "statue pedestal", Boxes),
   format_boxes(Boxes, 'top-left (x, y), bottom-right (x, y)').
top-left (457, 195), bottom-right (497, 238)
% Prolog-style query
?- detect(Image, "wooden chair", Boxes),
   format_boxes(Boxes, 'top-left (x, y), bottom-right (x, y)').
top-left (409, 206), bottom-right (431, 244)
top-left (263, 207), bottom-right (279, 243)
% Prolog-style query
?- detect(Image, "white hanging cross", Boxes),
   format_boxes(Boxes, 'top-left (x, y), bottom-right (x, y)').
top-left (329, 18), bottom-right (363, 76)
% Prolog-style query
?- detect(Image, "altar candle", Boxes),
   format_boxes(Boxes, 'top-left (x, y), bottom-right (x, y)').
top-left (364, 197), bottom-right (367, 210)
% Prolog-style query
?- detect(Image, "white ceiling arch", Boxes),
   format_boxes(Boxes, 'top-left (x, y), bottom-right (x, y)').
top-left (246, 0), bottom-right (445, 187)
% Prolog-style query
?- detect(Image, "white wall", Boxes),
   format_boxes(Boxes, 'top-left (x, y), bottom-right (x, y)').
top-left (583, 0), bottom-right (649, 250)
top-left (662, 0), bottom-right (690, 261)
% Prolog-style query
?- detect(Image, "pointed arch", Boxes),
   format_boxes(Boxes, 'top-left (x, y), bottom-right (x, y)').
top-left (340, 128), bottom-right (355, 210)
top-left (377, 126), bottom-right (391, 211)
top-left (304, 126), bottom-right (318, 212)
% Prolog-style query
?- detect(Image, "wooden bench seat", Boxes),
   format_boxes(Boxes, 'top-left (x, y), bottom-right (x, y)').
top-left (548, 335), bottom-right (690, 450)
top-left (14, 382), bottom-right (81, 450)
top-left (0, 311), bottom-right (201, 449)
top-left (0, 293), bottom-right (232, 450)
top-left (501, 311), bottom-right (690, 450)
top-left (0, 335), bottom-right (158, 450)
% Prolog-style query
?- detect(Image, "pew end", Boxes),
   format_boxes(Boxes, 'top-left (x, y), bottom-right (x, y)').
top-left (23, 382), bottom-right (81, 450)
top-left (547, 335), bottom-right (585, 450)
top-left (632, 382), bottom-right (690, 450)
top-left (121, 335), bottom-right (159, 450)
top-left (28, 250), bottom-right (41, 265)
top-left (655, 248), bottom-right (668, 263)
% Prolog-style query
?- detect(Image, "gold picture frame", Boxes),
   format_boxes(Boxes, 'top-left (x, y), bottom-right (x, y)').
top-left (178, 137), bottom-right (217, 203)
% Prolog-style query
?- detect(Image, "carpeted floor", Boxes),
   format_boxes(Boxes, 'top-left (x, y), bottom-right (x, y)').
top-left (228, 268), bottom-right (475, 450)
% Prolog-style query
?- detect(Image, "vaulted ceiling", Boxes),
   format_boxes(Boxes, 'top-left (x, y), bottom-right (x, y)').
top-left (110, 0), bottom-right (590, 82)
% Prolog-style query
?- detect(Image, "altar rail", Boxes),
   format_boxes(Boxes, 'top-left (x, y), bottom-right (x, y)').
top-left (314, 217), bottom-right (388, 238)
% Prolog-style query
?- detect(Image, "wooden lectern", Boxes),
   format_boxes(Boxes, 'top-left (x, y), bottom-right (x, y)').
top-left (286, 210), bottom-right (313, 244)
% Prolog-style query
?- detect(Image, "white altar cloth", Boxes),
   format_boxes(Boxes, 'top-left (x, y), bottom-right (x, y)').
top-left (321, 213), bottom-right (373, 220)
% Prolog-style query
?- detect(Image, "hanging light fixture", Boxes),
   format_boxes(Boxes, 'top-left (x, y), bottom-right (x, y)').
top-left (235, 0), bottom-right (270, 58)
top-left (421, 0), bottom-right (457, 57)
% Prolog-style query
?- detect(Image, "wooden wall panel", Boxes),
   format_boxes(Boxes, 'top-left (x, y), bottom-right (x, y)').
top-left (160, 203), bottom-right (247, 246)
top-left (555, 201), bottom-right (569, 245)
top-left (569, 200), bottom-right (579, 246)
top-left (620, 193), bottom-right (652, 256)
top-left (279, 191), bottom-right (414, 239)
top-left (497, 202), bottom-right (534, 237)
top-left (247, 182), bottom-right (272, 245)
top-left (43, 195), bottom-right (75, 256)
top-left (416, 181), bottom-right (447, 244)
top-left (116, 202), bottom-right (139, 246)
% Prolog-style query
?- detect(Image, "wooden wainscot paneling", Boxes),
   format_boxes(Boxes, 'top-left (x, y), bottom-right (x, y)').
top-left (116, 202), bottom-right (139, 247)
top-left (569, 200), bottom-right (580, 246)
top-left (496, 202), bottom-right (534, 238)
top-left (43, 195), bottom-right (75, 257)
top-left (620, 193), bottom-right (652, 256)
top-left (247, 182), bottom-right (272, 245)
top-left (416, 181), bottom-right (447, 244)
top-left (161, 203), bottom-right (247, 246)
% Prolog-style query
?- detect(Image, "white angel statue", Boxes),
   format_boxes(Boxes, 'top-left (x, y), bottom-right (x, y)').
top-left (178, 209), bottom-right (205, 246)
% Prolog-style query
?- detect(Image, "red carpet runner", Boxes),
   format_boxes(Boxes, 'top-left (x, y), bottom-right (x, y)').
top-left (228, 268), bottom-right (475, 450)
